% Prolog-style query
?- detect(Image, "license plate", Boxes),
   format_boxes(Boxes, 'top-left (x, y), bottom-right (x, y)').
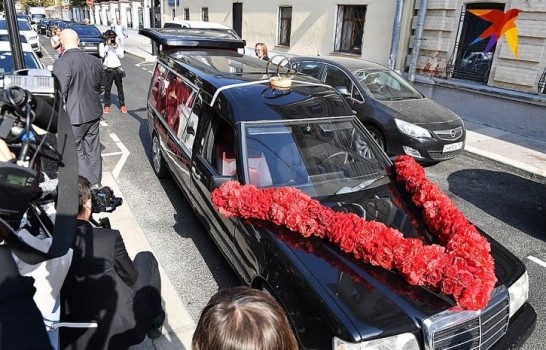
top-left (443, 142), bottom-right (463, 153)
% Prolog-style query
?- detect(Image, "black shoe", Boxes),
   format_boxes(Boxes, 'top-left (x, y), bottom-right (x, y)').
top-left (147, 310), bottom-right (166, 339)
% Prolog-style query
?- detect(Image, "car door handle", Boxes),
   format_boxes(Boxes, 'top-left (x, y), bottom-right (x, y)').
top-left (191, 168), bottom-right (201, 180)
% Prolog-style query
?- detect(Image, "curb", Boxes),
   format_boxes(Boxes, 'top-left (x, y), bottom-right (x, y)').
top-left (100, 172), bottom-right (195, 350)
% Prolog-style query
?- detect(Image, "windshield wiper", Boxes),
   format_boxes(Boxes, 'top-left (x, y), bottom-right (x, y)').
top-left (335, 175), bottom-right (389, 194)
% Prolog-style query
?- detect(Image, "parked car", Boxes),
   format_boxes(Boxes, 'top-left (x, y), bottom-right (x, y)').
top-left (0, 41), bottom-right (45, 87)
top-left (140, 28), bottom-right (536, 350)
top-left (292, 56), bottom-right (466, 163)
top-left (37, 18), bottom-right (48, 34)
top-left (66, 24), bottom-right (104, 56)
top-left (45, 18), bottom-right (58, 37)
top-left (0, 19), bottom-right (41, 57)
top-left (163, 20), bottom-right (241, 38)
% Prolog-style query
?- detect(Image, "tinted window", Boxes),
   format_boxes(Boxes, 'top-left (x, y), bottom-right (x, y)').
top-left (0, 51), bottom-right (41, 73)
top-left (0, 20), bottom-right (32, 31)
top-left (163, 22), bottom-right (183, 28)
top-left (72, 25), bottom-right (101, 36)
top-left (324, 66), bottom-right (352, 92)
top-left (299, 62), bottom-right (322, 79)
top-left (149, 63), bottom-right (167, 114)
top-left (163, 71), bottom-right (198, 147)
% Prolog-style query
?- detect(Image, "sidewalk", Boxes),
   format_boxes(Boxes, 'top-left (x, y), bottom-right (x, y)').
top-left (95, 23), bottom-right (545, 349)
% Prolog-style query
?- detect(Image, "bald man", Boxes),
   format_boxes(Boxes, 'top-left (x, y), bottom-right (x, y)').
top-left (53, 29), bottom-right (104, 188)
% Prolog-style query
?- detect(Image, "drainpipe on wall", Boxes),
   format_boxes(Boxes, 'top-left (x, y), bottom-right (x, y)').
top-left (408, 0), bottom-right (428, 82)
top-left (388, 0), bottom-right (405, 71)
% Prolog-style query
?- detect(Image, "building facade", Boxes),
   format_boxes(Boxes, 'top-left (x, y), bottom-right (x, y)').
top-left (163, 0), bottom-right (545, 95)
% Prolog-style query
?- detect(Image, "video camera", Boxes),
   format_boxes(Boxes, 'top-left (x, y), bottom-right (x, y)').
top-left (89, 186), bottom-right (123, 229)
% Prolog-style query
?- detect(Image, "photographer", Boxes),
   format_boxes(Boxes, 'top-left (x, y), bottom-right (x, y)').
top-left (60, 176), bottom-right (165, 350)
top-left (99, 30), bottom-right (127, 114)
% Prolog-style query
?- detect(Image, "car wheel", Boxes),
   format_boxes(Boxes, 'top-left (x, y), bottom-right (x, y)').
top-left (365, 125), bottom-right (386, 151)
top-left (152, 133), bottom-right (168, 178)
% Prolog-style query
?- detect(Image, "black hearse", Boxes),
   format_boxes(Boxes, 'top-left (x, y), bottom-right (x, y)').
top-left (140, 28), bottom-right (536, 349)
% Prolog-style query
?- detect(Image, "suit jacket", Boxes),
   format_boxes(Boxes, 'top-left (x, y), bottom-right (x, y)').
top-left (53, 48), bottom-right (104, 125)
top-left (60, 220), bottom-right (140, 350)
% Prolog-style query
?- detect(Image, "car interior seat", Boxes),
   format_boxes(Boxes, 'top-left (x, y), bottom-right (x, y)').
top-left (247, 148), bottom-right (273, 187)
top-left (214, 126), bottom-right (236, 176)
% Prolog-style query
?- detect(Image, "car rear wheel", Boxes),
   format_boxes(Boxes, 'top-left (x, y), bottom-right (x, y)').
top-left (365, 125), bottom-right (386, 151)
top-left (152, 133), bottom-right (168, 178)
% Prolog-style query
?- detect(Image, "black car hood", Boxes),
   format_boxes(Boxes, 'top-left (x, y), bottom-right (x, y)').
top-left (379, 98), bottom-right (461, 126)
top-left (261, 179), bottom-right (524, 341)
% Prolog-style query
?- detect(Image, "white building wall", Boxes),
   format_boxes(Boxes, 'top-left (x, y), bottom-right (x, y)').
top-left (167, 0), bottom-right (398, 66)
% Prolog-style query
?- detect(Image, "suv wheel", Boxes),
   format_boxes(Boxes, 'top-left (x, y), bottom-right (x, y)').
top-left (152, 133), bottom-right (168, 178)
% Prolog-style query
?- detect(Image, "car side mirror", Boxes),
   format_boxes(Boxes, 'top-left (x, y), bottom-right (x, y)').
top-left (187, 126), bottom-right (195, 135)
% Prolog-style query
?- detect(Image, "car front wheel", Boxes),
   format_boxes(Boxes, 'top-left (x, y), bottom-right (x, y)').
top-left (152, 133), bottom-right (168, 178)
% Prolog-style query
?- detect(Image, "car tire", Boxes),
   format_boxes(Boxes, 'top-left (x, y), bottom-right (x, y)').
top-left (365, 125), bottom-right (386, 151)
top-left (152, 133), bottom-right (169, 178)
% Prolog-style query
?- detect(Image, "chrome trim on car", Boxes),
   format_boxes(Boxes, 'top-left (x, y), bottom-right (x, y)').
top-left (433, 127), bottom-right (463, 141)
top-left (422, 286), bottom-right (509, 350)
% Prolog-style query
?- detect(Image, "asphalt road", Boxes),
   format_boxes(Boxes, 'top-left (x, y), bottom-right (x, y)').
top-left (39, 36), bottom-right (545, 349)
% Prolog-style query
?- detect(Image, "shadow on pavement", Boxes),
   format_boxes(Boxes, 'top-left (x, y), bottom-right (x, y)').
top-left (448, 169), bottom-right (546, 241)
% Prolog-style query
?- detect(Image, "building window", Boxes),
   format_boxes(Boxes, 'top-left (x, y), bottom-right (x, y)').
top-left (278, 6), bottom-right (292, 46)
top-left (184, 8), bottom-right (190, 20)
top-left (334, 5), bottom-right (366, 55)
top-left (172, 9), bottom-right (175, 20)
top-left (202, 7), bottom-right (208, 22)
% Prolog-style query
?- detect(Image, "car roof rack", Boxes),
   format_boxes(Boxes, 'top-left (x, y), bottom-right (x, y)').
top-left (138, 28), bottom-right (245, 50)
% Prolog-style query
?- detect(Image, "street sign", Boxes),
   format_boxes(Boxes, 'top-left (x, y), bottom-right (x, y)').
top-left (86, 0), bottom-right (94, 6)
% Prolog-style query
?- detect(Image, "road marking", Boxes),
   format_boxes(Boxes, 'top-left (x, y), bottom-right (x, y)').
top-left (102, 151), bottom-right (123, 156)
top-left (109, 132), bottom-right (130, 179)
top-left (527, 255), bottom-right (546, 268)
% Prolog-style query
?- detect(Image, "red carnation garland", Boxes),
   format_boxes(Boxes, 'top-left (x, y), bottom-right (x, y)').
top-left (211, 155), bottom-right (496, 310)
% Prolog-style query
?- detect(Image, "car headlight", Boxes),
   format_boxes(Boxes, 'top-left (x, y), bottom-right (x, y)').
top-left (333, 333), bottom-right (420, 350)
top-left (395, 119), bottom-right (432, 138)
top-left (508, 271), bottom-right (529, 318)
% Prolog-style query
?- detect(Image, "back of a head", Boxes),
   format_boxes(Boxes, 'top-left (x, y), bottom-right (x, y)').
top-left (192, 286), bottom-right (298, 350)
top-left (59, 28), bottom-right (79, 50)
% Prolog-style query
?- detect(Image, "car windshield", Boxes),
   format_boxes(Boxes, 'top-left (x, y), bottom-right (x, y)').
top-left (0, 20), bottom-right (32, 31)
top-left (241, 117), bottom-right (388, 197)
top-left (0, 51), bottom-right (41, 74)
top-left (72, 25), bottom-right (101, 36)
top-left (353, 69), bottom-right (422, 101)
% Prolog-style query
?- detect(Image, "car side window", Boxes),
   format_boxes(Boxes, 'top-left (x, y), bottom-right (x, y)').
top-left (299, 62), bottom-right (323, 79)
top-left (163, 71), bottom-right (199, 147)
top-left (324, 66), bottom-right (352, 97)
top-left (149, 64), bottom-right (167, 115)
top-left (211, 120), bottom-right (237, 177)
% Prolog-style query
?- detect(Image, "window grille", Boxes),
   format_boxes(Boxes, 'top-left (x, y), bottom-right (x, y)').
top-left (184, 8), bottom-right (190, 21)
top-left (202, 7), bottom-right (209, 22)
top-left (334, 5), bottom-right (366, 55)
top-left (447, 3), bottom-right (504, 83)
top-left (278, 6), bottom-right (292, 46)
top-left (539, 68), bottom-right (546, 94)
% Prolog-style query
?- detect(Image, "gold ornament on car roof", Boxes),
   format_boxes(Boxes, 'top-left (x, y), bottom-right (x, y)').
top-left (266, 55), bottom-right (299, 90)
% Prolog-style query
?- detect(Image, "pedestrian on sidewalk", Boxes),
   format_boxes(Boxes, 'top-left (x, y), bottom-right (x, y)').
top-left (111, 18), bottom-right (128, 49)
top-left (53, 29), bottom-right (104, 188)
top-left (100, 30), bottom-right (127, 114)
top-left (60, 176), bottom-right (166, 350)
top-left (255, 43), bottom-right (269, 61)
top-left (50, 26), bottom-right (63, 59)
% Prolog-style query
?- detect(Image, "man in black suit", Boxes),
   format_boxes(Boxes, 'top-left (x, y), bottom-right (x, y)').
top-left (53, 29), bottom-right (103, 188)
top-left (60, 176), bottom-right (165, 350)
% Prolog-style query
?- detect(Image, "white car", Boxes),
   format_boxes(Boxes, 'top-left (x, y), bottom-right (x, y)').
top-left (0, 41), bottom-right (45, 88)
top-left (0, 19), bottom-right (41, 57)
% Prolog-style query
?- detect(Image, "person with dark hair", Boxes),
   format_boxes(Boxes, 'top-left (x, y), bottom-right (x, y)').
top-left (255, 42), bottom-right (269, 61)
top-left (60, 176), bottom-right (165, 350)
top-left (100, 29), bottom-right (127, 114)
top-left (192, 286), bottom-right (299, 350)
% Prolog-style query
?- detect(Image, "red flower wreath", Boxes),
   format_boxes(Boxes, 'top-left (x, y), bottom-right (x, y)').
top-left (211, 155), bottom-right (496, 310)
